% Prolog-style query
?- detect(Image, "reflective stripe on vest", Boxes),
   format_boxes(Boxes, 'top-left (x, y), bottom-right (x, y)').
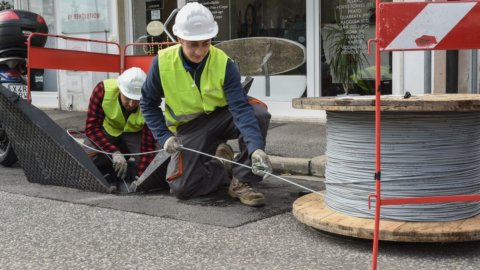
top-left (159, 44), bottom-right (228, 132)
top-left (102, 79), bottom-right (144, 137)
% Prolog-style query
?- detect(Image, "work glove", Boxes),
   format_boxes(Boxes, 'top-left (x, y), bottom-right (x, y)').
top-left (112, 151), bottom-right (128, 180)
top-left (251, 149), bottom-right (272, 177)
top-left (164, 136), bottom-right (181, 154)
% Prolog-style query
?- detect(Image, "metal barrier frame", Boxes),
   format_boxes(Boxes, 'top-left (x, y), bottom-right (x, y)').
top-left (26, 33), bottom-right (122, 104)
top-left (26, 33), bottom-right (177, 97)
top-left (123, 42), bottom-right (177, 73)
top-left (370, 1), bottom-right (480, 269)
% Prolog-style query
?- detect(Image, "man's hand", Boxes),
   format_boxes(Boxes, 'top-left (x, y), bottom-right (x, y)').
top-left (112, 151), bottom-right (128, 180)
top-left (164, 136), bottom-right (181, 154)
top-left (251, 149), bottom-right (272, 177)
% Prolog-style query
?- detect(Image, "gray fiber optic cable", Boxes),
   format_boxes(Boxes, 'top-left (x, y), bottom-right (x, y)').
top-left (325, 111), bottom-right (480, 221)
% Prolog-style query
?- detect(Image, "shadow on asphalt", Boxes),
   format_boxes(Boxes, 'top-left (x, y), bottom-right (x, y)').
top-left (0, 165), bottom-right (323, 228)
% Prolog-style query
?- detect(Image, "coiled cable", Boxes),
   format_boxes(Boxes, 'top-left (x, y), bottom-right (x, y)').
top-left (325, 111), bottom-right (480, 221)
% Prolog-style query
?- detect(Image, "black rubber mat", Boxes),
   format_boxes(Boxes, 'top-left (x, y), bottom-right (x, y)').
top-left (268, 122), bottom-right (286, 129)
top-left (0, 163), bottom-right (323, 227)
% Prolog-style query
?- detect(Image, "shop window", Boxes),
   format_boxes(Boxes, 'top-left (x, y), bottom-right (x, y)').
top-left (190, 0), bottom-right (307, 102)
top-left (0, 1), bottom-right (13, 10)
top-left (321, 0), bottom-right (392, 96)
top-left (187, 0), bottom-right (305, 43)
top-left (132, 0), bottom-right (177, 56)
top-left (11, 0), bottom-right (55, 92)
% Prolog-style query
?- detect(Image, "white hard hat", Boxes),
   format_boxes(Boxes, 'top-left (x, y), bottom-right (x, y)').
top-left (173, 2), bottom-right (218, 41)
top-left (117, 67), bottom-right (146, 100)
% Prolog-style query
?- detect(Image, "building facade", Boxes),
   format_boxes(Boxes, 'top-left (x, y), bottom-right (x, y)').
top-left (9, 0), bottom-right (480, 120)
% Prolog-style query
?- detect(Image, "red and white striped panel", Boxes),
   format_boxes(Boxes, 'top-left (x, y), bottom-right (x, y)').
top-left (379, 1), bottom-right (480, 51)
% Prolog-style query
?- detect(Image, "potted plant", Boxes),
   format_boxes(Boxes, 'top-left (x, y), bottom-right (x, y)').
top-left (0, 1), bottom-right (12, 11)
top-left (323, 9), bottom-right (368, 95)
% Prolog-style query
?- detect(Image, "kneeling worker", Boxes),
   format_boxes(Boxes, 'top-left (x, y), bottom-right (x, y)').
top-left (85, 67), bottom-right (157, 182)
top-left (141, 2), bottom-right (272, 206)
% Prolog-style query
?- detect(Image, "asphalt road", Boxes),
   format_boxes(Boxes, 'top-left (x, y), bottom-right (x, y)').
top-left (1, 165), bottom-right (480, 270)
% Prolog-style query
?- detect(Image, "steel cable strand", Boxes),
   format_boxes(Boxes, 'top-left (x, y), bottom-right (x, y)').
top-left (67, 130), bottom-right (324, 196)
top-left (324, 111), bottom-right (480, 221)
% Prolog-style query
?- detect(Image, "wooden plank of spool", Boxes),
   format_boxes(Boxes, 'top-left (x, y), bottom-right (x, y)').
top-left (293, 193), bottom-right (480, 242)
top-left (292, 94), bottom-right (480, 112)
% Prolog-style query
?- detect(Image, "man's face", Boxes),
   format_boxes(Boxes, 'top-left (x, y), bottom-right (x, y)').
top-left (178, 38), bottom-right (211, 64)
top-left (120, 93), bottom-right (140, 112)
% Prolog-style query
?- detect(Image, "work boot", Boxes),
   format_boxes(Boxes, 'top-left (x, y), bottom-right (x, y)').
top-left (215, 143), bottom-right (234, 179)
top-left (228, 177), bottom-right (265, 207)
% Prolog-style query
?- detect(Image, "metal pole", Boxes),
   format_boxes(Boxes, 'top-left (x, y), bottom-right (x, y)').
top-left (424, 51), bottom-right (431, 94)
top-left (471, 50), bottom-right (478, 94)
top-left (446, 50), bottom-right (459, 93)
top-left (372, 0), bottom-right (381, 269)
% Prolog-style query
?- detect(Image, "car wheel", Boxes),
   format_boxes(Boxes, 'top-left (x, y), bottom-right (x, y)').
top-left (0, 127), bottom-right (18, 167)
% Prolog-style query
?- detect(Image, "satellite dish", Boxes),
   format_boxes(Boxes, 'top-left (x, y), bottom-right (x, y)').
top-left (146, 21), bottom-right (164, 36)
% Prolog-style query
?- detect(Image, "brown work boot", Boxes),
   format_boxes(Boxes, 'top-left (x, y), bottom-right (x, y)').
top-left (215, 143), bottom-right (234, 179)
top-left (228, 177), bottom-right (265, 206)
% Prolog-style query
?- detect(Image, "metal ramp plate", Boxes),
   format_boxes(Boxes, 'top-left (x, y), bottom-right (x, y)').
top-left (129, 151), bottom-right (170, 192)
top-left (0, 86), bottom-right (115, 193)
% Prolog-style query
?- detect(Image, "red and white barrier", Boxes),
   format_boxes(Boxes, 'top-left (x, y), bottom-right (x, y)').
top-left (379, 1), bottom-right (480, 51)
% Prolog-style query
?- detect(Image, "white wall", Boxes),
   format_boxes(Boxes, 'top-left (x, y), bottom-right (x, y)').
top-left (54, 0), bottom-right (120, 111)
top-left (403, 51), bottom-right (425, 95)
top-left (306, 0), bottom-right (320, 98)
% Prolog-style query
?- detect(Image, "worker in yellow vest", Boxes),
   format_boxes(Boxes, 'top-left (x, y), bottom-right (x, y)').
top-left (141, 2), bottom-right (272, 206)
top-left (85, 67), bottom-right (157, 183)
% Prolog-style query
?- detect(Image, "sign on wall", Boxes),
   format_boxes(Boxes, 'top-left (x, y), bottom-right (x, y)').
top-left (60, 0), bottom-right (109, 34)
top-left (336, 0), bottom-right (374, 55)
top-left (146, 0), bottom-right (164, 22)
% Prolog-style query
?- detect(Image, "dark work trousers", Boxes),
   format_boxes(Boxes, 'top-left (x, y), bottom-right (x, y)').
top-left (84, 131), bottom-right (142, 182)
top-left (167, 104), bottom-right (271, 199)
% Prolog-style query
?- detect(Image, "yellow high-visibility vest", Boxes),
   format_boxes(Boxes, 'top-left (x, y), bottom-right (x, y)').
top-left (159, 44), bottom-right (229, 132)
top-left (102, 79), bottom-right (144, 137)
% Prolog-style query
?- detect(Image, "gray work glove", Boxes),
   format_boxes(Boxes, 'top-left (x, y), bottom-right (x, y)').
top-left (112, 151), bottom-right (128, 180)
top-left (251, 149), bottom-right (272, 177)
top-left (164, 136), bottom-right (181, 154)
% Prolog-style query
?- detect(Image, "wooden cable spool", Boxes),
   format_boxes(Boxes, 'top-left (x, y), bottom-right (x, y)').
top-left (292, 94), bottom-right (480, 242)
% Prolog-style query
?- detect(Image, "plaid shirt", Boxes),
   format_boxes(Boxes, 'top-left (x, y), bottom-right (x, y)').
top-left (85, 81), bottom-right (156, 176)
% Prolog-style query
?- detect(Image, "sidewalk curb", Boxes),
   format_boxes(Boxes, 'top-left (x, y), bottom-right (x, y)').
top-left (270, 154), bottom-right (326, 177)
